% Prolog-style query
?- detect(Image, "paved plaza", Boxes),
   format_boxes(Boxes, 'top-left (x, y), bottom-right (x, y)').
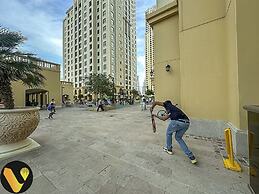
top-left (0, 105), bottom-right (251, 194)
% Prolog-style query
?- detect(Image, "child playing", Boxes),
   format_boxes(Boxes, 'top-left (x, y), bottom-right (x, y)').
top-left (47, 103), bottom-right (55, 119)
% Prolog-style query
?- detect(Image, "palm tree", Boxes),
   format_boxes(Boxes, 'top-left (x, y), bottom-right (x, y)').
top-left (0, 27), bottom-right (45, 109)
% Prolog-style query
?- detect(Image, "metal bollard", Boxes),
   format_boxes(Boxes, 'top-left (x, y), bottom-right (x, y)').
top-left (223, 128), bottom-right (241, 172)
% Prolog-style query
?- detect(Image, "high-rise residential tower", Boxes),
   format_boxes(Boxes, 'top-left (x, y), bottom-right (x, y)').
top-left (63, 0), bottom-right (137, 99)
top-left (145, 7), bottom-right (155, 92)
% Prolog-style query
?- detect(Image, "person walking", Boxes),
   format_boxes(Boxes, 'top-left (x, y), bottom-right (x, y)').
top-left (150, 100), bottom-right (197, 164)
top-left (97, 99), bottom-right (104, 112)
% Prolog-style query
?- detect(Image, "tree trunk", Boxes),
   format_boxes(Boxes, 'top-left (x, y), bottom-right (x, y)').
top-left (0, 79), bottom-right (14, 109)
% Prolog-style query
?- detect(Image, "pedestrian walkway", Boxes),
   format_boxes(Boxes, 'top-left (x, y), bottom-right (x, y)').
top-left (0, 106), bottom-right (250, 194)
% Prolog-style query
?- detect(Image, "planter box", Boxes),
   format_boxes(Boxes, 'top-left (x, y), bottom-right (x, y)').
top-left (0, 107), bottom-right (40, 159)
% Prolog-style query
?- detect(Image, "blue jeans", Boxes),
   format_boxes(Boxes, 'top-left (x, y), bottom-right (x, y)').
top-left (166, 120), bottom-right (194, 158)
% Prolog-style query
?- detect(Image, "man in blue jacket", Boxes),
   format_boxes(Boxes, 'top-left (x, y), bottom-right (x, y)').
top-left (150, 100), bottom-right (197, 164)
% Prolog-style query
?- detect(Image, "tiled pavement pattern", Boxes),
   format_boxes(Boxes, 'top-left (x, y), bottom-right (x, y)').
top-left (0, 105), bottom-right (251, 194)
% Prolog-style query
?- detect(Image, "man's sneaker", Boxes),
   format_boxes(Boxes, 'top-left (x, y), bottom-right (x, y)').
top-left (163, 147), bottom-right (173, 155)
top-left (189, 156), bottom-right (197, 164)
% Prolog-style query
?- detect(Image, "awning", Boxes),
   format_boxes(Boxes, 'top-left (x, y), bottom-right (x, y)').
top-left (25, 89), bottom-right (48, 94)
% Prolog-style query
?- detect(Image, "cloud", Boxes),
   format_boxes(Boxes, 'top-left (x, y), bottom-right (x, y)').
top-left (0, 0), bottom-right (156, 86)
top-left (0, 0), bottom-right (70, 63)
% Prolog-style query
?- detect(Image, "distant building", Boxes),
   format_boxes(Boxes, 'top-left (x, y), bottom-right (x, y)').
top-left (11, 57), bottom-right (73, 108)
top-left (142, 79), bottom-right (146, 95)
top-left (63, 0), bottom-right (137, 100)
top-left (145, 7), bottom-right (155, 92)
top-left (136, 76), bottom-right (140, 93)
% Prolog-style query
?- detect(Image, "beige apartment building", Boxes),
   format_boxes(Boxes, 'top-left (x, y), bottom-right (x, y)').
top-left (11, 58), bottom-right (73, 108)
top-left (147, 0), bottom-right (259, 157)
top-left (145, 7), bottom-right (155, 92)
top-left (63, 0), bottom-right (137, 100)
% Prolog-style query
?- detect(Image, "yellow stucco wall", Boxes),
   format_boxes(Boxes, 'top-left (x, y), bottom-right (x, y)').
top-left (12, 67), bottom-right (61, 107)
top-left (236, 0), bottom-right (259, 129)
top-left (179, 14), bottom-right (227, 120)
top-left (157, 0), bottom-right (174, 9)
top-left (147, 0), bottom-right (259, 130)
top-left (225, 0), bottom-right (240, 128)
top-left (153, 15), bottom-right (181, 104)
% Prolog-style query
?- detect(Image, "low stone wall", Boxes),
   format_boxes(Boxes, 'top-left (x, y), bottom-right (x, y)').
top-left (188, 118), bottom-right (248, 158)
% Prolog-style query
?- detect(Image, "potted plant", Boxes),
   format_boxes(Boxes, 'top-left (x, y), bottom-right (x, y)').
top-left (0, 27), bottom-right (45, 158)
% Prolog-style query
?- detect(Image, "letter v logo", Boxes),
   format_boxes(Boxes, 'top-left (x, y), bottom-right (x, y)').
top-left (1, 161), bottom-right (33, 193)
top-left (3, 168), bottom-right (24, 193)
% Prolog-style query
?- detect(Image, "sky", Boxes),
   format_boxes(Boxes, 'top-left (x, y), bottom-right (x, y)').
top-left (0, 0), bottom-right (156, 90)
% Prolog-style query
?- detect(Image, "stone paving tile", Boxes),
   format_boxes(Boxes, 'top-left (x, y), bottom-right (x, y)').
top-left (25, 175), bottom-right (57, 194)
top-left (0, 105), bottom-right (251, 194)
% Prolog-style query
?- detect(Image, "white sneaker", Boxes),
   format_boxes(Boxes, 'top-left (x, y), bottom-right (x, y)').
top-left (163, 147), bottom-right (173, 155)
top-left (189, 156), bottom-right (197, 164)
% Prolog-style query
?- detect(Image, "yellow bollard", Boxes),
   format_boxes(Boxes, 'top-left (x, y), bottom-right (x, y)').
top-left (223, 128), bottom-right (241, 172)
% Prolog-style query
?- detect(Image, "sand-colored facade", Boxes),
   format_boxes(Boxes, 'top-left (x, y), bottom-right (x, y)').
top-left (147, 0), bottom-right (259, 133)
top-left (11, 60), bottom-right (73, 108)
